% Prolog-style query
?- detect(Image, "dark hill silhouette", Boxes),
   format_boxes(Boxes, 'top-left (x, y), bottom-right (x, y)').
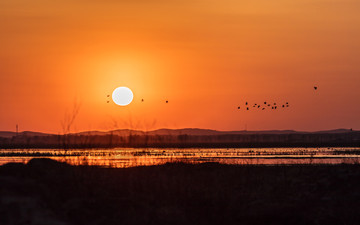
top-left (0, 131), bottom-right (51, 138)
top-left (313, 129), bottom-right (353, 134)
top-left (0, 128), bottom-right (358, 148)
top-left (0, 128), bottom-right (356, 138)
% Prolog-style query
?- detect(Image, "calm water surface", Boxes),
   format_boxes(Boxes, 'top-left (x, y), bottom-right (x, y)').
top-left (1, 147), bottom-right (360, 168)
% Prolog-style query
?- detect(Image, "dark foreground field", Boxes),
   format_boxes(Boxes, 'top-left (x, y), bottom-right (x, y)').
top-left (1, 159), bottom-right (360, 225)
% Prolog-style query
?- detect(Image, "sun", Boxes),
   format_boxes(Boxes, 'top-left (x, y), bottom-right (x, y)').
top-left (112, 87), bottom-right (133, 106)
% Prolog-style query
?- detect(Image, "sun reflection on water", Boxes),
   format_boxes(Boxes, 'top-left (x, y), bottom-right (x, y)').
top-left (1, 147), bottom-right (360, 168)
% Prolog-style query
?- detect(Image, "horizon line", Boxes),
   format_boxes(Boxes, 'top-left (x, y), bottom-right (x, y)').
top-left (0, 127), bottom-right (356, 135)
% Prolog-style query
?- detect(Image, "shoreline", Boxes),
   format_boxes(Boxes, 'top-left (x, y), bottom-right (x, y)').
top-left (1, 131), bottom-right (359, 149)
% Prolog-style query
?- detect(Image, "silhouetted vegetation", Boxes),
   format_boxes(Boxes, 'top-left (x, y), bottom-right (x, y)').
top-left (0, 131), bottom-right (359, 149)
top-left (1, 158), bottom-right (360, 224)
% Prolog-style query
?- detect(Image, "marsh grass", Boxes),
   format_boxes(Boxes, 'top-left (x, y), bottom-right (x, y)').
top-left (2, 159), bottom-right (360, 225)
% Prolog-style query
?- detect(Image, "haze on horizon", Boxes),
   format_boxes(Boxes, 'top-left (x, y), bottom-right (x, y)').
top-left (1, 0), bottom-right (360, 133)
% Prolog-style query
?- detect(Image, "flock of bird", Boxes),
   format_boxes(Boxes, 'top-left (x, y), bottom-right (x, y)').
top-left (236, 86), bottom-right (318, 111)
top-left (106, 86), bottom-right (319, 106)
top-left (238, 101), bottom-right (289, 111)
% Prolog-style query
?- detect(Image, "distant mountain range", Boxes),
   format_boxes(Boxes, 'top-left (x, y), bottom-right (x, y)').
top-left (0, 128), bottom-right (355, 138)
top-left (0, 131), bottom-right (52, 138)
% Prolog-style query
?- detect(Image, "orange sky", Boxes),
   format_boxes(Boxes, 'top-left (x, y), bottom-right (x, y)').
top-left (1, 0), bottom-right (360, 133)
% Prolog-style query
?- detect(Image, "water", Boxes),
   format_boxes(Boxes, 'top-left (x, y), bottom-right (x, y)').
top-left (1, 147), bottom-right (360, 168)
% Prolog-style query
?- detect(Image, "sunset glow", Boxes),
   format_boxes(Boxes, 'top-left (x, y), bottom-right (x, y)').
top-left (1, 0), bottom-right (360, 133)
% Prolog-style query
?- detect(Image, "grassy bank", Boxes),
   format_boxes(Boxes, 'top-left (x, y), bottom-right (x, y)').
top-left (1, 159), bottom-right (360, 225)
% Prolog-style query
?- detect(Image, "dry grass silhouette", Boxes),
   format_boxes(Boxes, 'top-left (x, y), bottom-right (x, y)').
top-left (2, 159), bottom-right (360, 225)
